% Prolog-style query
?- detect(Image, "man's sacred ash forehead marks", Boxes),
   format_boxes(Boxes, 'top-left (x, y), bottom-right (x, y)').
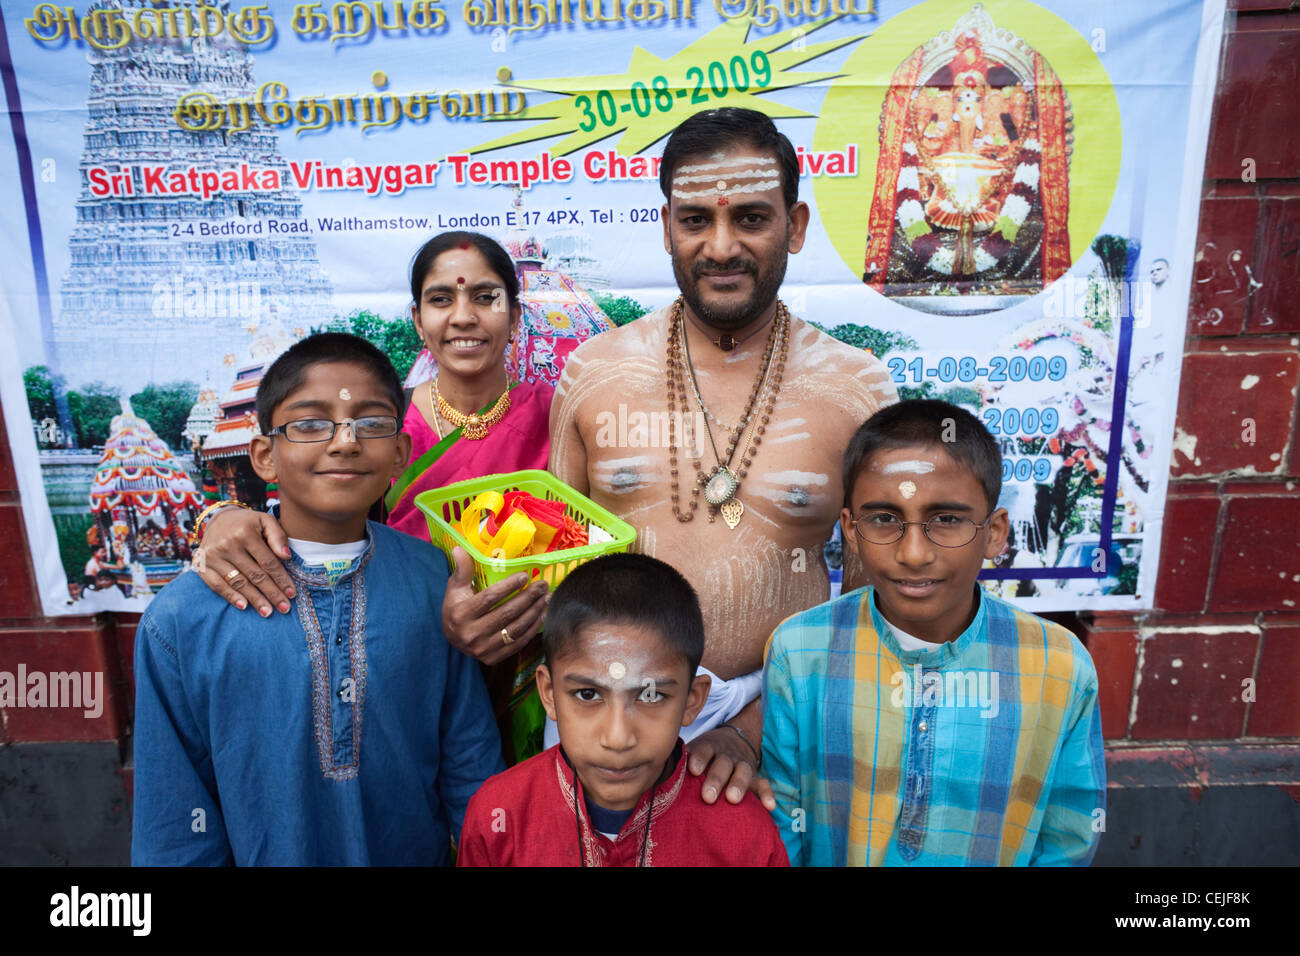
top-left (899, 481), bottom-right (917, 499)
top-left (338, 388), bottom-right (351, 400)
top-left (671, 155), bottom-right (779, 204)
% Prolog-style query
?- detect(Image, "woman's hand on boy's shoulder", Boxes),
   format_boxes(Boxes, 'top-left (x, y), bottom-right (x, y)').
top-left (195, 508), bottom-right (295, 617)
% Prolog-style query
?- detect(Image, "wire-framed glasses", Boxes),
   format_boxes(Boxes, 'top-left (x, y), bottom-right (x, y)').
top-left (268, 416), bottom-right (399, 443)
top-left (851, 511), bottom-right (995, 549)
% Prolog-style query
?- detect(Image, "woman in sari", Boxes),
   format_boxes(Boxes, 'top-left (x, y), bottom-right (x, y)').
top-left (387, 232), bottom-right (552, 534)
top-left (193, 231), bottom-right (554, 761)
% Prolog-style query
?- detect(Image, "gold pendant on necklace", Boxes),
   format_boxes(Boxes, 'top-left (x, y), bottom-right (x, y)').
top-left (464, 415), bottom-right (485, 440)
top-left (719, 498), bottom-right (744, 530)
top-left (703, 466), bottom-right (739, 507)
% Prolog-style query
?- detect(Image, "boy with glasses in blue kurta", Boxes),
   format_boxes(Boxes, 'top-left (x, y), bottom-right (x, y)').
top-left (762, 399), bottom-right (1105, 866)
top-left (132, 333), bottom-right (503, 865)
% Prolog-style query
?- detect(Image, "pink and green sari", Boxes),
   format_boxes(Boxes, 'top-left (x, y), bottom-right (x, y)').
top-left (385, 380), bottom-right (554, 763)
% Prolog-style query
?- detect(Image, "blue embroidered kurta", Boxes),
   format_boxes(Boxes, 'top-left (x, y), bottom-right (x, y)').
top-left (762, 586), bottom-right (1105, 867)
top-left (131, 522), bottom-right (503, 866)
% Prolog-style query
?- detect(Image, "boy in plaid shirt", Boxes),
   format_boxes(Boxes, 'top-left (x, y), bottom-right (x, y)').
top-left (762, 400), bottom-right (1105, 866)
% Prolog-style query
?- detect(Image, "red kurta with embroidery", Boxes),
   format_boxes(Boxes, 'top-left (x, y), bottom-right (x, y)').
top-left (458, 743), bottom-right (789, 867)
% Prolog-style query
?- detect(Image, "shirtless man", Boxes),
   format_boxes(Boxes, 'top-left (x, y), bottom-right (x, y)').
top-left (193, 109), bottom-right (897, 806)
top-left (543, 108), bottom-right (896, 804)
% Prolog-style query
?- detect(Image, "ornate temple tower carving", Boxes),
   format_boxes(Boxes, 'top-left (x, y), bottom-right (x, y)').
top-left (55, 0), bottom-right (333, 389)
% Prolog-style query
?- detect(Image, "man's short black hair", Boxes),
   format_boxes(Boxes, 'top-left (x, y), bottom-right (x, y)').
top-left (660, 108), bottom-right (799, 210)
top-left (256, 332), bottom-right (404, 432)
top-left (842, 399), bottom-right (1003, 512)
top-left (542, 553), bottom-right (705, 676)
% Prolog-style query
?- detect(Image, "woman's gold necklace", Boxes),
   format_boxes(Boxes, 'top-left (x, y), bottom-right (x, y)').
top-left (432, 378), bottom-right (511, 440)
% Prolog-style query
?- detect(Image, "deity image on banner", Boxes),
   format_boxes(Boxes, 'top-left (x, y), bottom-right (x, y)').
top-left (862, 4), bottom-right (1073, 314)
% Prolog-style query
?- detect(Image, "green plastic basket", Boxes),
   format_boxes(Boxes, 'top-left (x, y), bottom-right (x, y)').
top-left (415, 469), bottom-right (637, 592)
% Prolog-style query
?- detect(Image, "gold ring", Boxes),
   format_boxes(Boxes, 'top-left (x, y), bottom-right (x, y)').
top-left (500, 627), bottom-right (513, 645)
top-left (226, 569), bottom-right (242, 581)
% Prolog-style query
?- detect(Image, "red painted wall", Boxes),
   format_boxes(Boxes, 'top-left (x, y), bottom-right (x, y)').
top-left (0, 403), bottom-right (134, 751)
top-left (1082, 2), bottom-right (1300, 752)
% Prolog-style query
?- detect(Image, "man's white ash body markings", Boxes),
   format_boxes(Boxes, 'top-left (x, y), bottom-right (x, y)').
top-left (550, 307), bottom-right (897, 679)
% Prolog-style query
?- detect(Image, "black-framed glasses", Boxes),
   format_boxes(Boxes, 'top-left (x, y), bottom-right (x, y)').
top-left (851, 511), bottom-right (995, 549)
top-left (268, 416), bottom-right (399, 443)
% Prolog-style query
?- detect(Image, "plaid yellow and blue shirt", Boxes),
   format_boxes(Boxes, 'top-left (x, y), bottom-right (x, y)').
top-left (762, 586), bottom-right (1105, 866)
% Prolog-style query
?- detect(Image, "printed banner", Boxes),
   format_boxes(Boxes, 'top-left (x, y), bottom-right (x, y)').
top-left (0, 0), bottom-right (1224, 615)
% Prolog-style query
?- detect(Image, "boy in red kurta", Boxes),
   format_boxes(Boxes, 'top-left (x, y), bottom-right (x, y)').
top-left (458, 554), bottom-right (788, 867)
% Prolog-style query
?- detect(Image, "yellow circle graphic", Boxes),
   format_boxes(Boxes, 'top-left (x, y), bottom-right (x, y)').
top-left (546, 309), bottom-right (572, 329)
top-left (815, 0), bottom-right (1121, 312)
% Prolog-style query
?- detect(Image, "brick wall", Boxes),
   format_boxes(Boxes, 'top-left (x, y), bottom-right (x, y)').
top-left (1081, 2), bottom-right (1300, 861)
top-left (0, 407), bottom-right (136, 862)
top-left (0, 405), bottom-right (135, 748)
top-left (1083, 1), bottom-right (1300, 742)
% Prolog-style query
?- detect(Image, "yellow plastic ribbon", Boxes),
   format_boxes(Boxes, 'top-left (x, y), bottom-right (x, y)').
top-left (460, 491), bottom-right (504, 549)
top-left (460, 490), bottom-right (549, 559)
top-left (529, 520), bottom-right (559, 554)
top-left (486, 510), bottom-right (537, 559)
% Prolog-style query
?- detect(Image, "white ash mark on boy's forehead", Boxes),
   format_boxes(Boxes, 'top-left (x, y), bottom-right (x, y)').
top-left (899, 481), bottom-right (917, 499)
top-left (571, 640), bottom-right (671, 691)
top-left (338, 388), bottom-right (351, 400)
top-left (880, 459), bottom-right (936, 475)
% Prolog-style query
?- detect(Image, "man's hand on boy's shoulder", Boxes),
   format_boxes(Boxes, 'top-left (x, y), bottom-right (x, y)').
top-left (687, 706), bottom-right (776, 811)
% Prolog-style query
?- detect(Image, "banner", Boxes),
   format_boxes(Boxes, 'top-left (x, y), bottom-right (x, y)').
top-left (0, 0), bottom-right (1224, 615)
